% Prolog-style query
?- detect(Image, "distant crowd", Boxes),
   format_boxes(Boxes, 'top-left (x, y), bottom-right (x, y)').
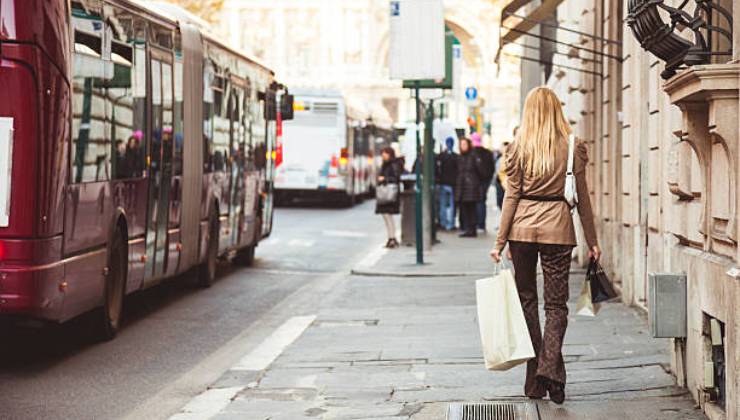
top-left (433, 130), bottom-right (513, 238)
top-left (375, 129), bottom-right (516, 248)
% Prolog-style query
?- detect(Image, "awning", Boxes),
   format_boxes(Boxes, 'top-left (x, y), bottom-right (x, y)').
top-left (499, 0), bottom-right (565, 47)
top-left (495, 0), bottom-right (622, 72)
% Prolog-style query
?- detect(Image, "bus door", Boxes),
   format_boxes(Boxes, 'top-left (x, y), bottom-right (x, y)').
top-left (145, 48), bottom-right (175, 281)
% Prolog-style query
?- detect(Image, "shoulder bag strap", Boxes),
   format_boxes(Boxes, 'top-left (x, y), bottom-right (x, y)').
top-left (567, 134), bottom-right (575, 176)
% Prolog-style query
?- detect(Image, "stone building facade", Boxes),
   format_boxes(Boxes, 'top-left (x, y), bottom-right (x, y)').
top-left (506, 0), bottom-right (739, 418)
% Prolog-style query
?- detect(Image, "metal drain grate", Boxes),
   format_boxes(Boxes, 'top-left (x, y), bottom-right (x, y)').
top-left (447, 403), bottom-right (539, 420)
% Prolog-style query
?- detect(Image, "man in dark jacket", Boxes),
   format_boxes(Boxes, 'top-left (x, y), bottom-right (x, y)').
top-left (456, 137), bottom-right (482, 237)
top-left (471, 133), bottom-right (495, 231)
top-left (436, 137), bottom-right (458, 230)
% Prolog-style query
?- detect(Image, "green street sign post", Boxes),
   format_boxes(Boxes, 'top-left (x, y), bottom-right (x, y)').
top-left (388, 0), bottom-right (448, 265)
top-left (404, 26), bottom-right (455, 264)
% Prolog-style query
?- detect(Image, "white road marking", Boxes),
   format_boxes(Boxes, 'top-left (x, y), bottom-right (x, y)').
top-left (355, 246), bottom-right (388, 269)
top-left (232, 315), bottom-right (316, 371)
top-left (168, 315), bottom-right (317, 420)
top-left (168, 386), bottom-right (242, 420)
top-left (260, 238), bottom-right (281, 246)
top-left (322, 229), bottom-right (369, 238)
top-left (288, 239), bottom-right (315, 247)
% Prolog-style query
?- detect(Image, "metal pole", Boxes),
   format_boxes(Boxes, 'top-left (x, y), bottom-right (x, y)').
top-left (414, 82), bottom-right (423, 265)
top-left (424, 99), bottom-right (436, 244)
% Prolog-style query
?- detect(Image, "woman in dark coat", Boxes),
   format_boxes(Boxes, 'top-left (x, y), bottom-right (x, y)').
top-left (456, 137), bottom-right (482, 237)
top-left (376, 147), bottom-right (402, 248)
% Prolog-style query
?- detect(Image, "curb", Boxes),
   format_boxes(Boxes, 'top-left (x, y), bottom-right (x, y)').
top-left (350, 269), bottom-right (490, 278)
top-left (350, 268), bottom-right (588, 278)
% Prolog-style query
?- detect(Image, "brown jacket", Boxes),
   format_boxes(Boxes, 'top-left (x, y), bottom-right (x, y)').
top-left (494, 139), bottom-right (598, 251)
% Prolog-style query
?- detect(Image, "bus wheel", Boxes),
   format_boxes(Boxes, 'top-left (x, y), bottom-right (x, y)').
top-left (234, 245), bottom-right (255, 267)
top-left (198, 210), bottom-right (219, 288)
top-left (98, 227), bottom-right (127, 341)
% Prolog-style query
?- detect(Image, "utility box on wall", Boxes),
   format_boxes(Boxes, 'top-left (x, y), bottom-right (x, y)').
top-left (648, 273), bottom-right (687, 338)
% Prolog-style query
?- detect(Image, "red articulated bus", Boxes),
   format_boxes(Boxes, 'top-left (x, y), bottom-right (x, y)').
top-left (0, 0), bottom-right (290, 339)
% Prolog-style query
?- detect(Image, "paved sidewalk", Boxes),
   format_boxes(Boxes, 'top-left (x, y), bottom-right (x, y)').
top-left (199, 229), bottom-right (704, 420)
top-left (351, 208), bottom-right (504, 278)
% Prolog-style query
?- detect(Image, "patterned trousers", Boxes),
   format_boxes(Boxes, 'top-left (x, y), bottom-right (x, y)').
top-left (509, 241), bottom-right (574, 396)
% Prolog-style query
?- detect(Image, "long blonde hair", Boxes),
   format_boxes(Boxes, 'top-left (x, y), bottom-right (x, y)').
top-left (515, 87), bottom-right (572, 178)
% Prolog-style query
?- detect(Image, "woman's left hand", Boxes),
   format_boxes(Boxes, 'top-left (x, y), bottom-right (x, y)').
top-left (378, 176), bottom-right (385, 182)
top-left (588, 245), bottom-right (602, 261)
top-left (490, 248), bottom-right (502, 263)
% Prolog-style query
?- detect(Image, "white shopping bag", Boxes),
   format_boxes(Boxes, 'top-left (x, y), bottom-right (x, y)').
top-left (575, 279), bottom-right (600, 317)
top-left (476, 268), bottom-right (535, 371)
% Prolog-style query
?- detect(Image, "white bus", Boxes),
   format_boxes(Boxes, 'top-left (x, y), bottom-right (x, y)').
top-left (275, 90), bottom-right (374, 205)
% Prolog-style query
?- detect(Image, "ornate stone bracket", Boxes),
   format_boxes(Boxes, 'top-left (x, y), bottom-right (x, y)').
top-left (664, 64), bottom-right (740, 257)
top-left (627, 0), bottom-right (734, 79)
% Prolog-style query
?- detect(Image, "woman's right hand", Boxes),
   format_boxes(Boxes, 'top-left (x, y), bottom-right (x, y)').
top-left (490, 248), bottom-right (502, 263)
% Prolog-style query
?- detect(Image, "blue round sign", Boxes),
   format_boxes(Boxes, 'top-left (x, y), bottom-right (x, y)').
top-left (465, 87), bottom-right (478, 101)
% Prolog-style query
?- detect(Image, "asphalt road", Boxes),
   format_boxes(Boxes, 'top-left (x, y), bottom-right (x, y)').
top-left (0, 200), bottom-right (384, 420)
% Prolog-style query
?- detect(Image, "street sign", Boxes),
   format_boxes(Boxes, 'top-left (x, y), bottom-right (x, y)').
top-left (465, 87), bottom-right (478, 101)
top-left (402, 25), bottom-right (455, 90)
top-left (389, 0), bottom-right (445, 81)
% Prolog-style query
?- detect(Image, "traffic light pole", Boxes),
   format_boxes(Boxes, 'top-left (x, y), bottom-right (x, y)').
top-left (414, 82), bottom-right (423, 265)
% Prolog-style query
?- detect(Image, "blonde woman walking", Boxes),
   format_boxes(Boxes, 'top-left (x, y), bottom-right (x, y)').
top-left (491, 87), bottom-right (601, 404)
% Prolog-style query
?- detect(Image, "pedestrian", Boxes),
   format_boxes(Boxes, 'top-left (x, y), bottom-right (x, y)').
top-left (436, 137), bottom-right (458, 230)
top-left (376, 146), bottom-right (401, 248)
top-left (125, 135), bottom-right (143, 178)
top-left (471, 132), bottom-right (495, 231)
top-left (115, 140), bottom-right (128, 178)
top-left (490, 86), bottom-right (601, 404)
top-left (455, 137), bottom-right (482, 237)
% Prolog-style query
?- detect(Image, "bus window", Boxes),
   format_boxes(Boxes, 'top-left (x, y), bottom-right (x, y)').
top-left (212, 73), bottom-right (230, 172)
top-left (71, 2), bottom-right (110, 184)
top-left (106, 6), bottom-right (148, 180)
top-left (162, 61), bottom-right (175, 174)
top-left (253, 92), bottom-right (267, 170)
top-left (203, 57), bottom-right (215, 172)
top-left (230, 88), bottom-right (243, 164)
top-left (243, 79), bottom-right (255, 170)
top-left (151, 59), bottom-right (162, 167)
top-left (150, 21), bottom-right (173, 51)
top-left (174, 34), bottom-right (184, 176)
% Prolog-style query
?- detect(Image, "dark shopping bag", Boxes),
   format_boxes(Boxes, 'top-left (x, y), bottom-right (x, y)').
top-left (588, 259), bottom-right (618, 304)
